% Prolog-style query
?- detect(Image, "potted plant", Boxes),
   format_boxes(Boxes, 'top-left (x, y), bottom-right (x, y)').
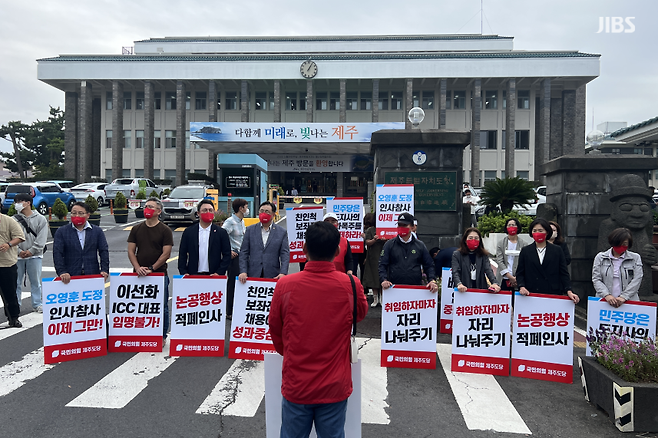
top-left (149, 189), bottom-right (159, 199)
top-left (134, 188), bottom-right (147, 219)
top-left (113, 192), bottom-right (129, 224)
top-left (49, 197), bottom-right (69, 237)
top-left (85, 194), bottom-right (101, 226)
top-left (163, 188), bottom-right (171, 197)
top-left (580, 329), bottom-right (658, 432)
top-left (212, 210), bottom-right (229, 227)
top-left (6, 203), bottom-right (16, 217)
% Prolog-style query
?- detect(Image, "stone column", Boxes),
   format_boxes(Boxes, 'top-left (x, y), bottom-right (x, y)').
top-left (562, 87), bottom-right (586, 156)
top-left (339, 80), bottom-right (346, 123)
top-left (306, 80), bottom-right (313, 123)
top-left (144, 81), bottom-right (155, 181)
top-left (505, 78), bottom-right (516, 176)
top-left (91, 98), bottom-right (101, 178)
top-left (405, 79), bottom-right (413, 129)
top-left (439, 79), bottom-right (447, 129)
top-left (78, 81), bottom-right (93, 183)
top-left (273, 80), bottom-right (281, 123)
top-left (64, 91), bottom-right (78, 180)
top-left (208, 81), bottom-right (217, 122)
top-left (372, 79), bottom-right (380, 123)
top-left (535, 79), bottom-right (551, 182)
top-left (550, 97), bottom-right (564, 159)
top-left (240, 80), bottom-right (249, 122)
top-left (573, 85), bottom-right (586, 156)
top-left (336, 172), bottom-right (344, 197)
top-left (175, 80), bottom-right (186, 187)
top-left (470, 79), bottom-right (481, 186)
top-left (208, 152), bottom-right (217, 180)
top-left (111, 81), bottom-right (124, 181)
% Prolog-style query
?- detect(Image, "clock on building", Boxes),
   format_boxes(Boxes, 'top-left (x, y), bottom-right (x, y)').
top-left (300, 60), bottom-right (318, 79)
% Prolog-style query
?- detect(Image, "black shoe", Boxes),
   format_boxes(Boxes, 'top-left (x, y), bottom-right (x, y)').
top-left (9, 318), bottom-right (22, 328)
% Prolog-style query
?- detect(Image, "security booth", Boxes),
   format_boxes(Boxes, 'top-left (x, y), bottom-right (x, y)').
top-left (217, 154), bottom-right (268, 217)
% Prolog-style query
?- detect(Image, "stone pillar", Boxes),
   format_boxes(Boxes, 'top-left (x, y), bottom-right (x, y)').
top-left (339, 80), bottom-right (346, 123)
top-left (208, 152), bottom-right (217, 180)
top-left (562, 87), bottom-right (586, 156)
top-left (336, 172), bottom-right (344, 197)
top-left (175, 80), bottom-right (186, 187)
top-left (371, 79), bottom-right (379, 123)
top-left (439, 79), bottom-right (447, 129)
top-left (144, 81), bottom-right (155, 181)
top-left (505, 78), bottom-right (516, 176)
top-left (240, 80), bottom-right (249, 122)
top-left (305, 80), bottom-right (313, 123)
top-left (550, 97), bottom-right (563, 160)
top-left (78, 81), bottom-right (93, 183)
top-left (535, 79), bottom-right (551, 182)
top-left (470, 79), bottom-right (481, 186)
top-left (273, 80), bottom-right (281, 123)
top-left (208, 81), bottom-right (217, 123)
top-left (91, 98), bottom-right (101, 178)
top-left (111, 81), bottom-right (124, 181)
top-left (405, 79), bottom-right (413, 129)
top-left (573, 85), bottom-right (586, 156)
top-left (64, 91), bottom-right (78, 180)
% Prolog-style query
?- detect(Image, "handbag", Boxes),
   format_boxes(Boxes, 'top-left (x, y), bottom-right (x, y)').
top-left (348, 273), bottom-right (359, 364)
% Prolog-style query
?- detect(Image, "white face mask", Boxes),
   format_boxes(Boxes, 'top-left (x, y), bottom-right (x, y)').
top-left (244, 207), bottom-right (250, 216)
top-left (14, 202), bottom-right (25, 213)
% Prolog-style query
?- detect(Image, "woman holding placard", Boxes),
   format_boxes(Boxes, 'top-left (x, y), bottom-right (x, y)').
top-left (592, 227), bottom-right (643, 307)
top-left (516, 218), bottom-right (579, 304)
top-left (495, 218), bottom-right (528, 291)
top-left (452, 227), bottom-right (500, 293)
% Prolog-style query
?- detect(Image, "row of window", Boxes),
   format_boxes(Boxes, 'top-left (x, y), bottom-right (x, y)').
top-left (479, 130), bottom-right (531, 150)
top-left (105, 89), bottom-right (533, 112)
top-left (481, 170), bottom-right (530, 182)
top-left (105, 169), bottom-right (207, 180)
top-left (105, 130), bottom-right (201, 149)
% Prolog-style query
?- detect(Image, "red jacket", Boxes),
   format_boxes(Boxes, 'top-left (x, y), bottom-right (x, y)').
top-left (334, 236), bottom-right (349, 273)
top-left (270, 261), bottom-right (368, 404)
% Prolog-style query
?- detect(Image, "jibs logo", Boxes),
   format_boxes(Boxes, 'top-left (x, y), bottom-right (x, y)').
top-left (597, 17), bottom-right (635, 33)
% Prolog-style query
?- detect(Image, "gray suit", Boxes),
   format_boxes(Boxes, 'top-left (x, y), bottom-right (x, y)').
top-left (239, 223), bottom-right (290, 278)
top-left (494, 236), bottom-right (528, 285)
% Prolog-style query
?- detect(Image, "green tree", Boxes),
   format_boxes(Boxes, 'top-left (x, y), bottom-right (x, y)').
top-left (0, 121), bottom-right (32, 179)
top-left (479, 177), bottom-right (537, 214)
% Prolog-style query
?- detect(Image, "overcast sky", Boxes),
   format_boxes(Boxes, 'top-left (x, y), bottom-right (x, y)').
top-left (0, 0), bottom-right (655, 153)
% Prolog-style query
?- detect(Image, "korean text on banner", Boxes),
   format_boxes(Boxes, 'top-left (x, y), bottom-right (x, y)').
top-left (440, 267), bottom-right (455, 334)
top-left (380, 285), bottom-right (438, 369)
top-left (42, 275), bottom-right (107, 364)
top-left (451, 289), bottom-right (512, 376)
top-left (108, 273), bottom-right (165, 352)
top-left (326, 197), bottom-right (364, 253)
top-left (229, 278), bottom-right (277, 360)
top-left (169, 275), bottom-right (227, 357)
top-left (586, 297), bottom-right (656, 356)
top-left (286, 205), bottom-right (323, 263)
top-left (511, 293), bottom-right (574, 384)
top-left (375, 185), bottom-right (414, 239)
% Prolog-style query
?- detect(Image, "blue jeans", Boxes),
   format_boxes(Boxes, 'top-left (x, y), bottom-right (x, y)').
top-left (16, 257), bottom-right (42, 309)
top-left (281, 397), bottom-right (348, 438)
top-left (163, 275), bottom-right (170, 337)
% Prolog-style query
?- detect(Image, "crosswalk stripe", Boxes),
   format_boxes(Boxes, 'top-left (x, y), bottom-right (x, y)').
top-left (359, 337), bottom-right (389, 424)
top-left (0, 313), bottom-right (43, 341)
top-left (196, 359), bottom-right (265, 416)
top-left (0, 347), bottom-right (55, 397)
top-left (66, 347), bottom-right (178, 409)
top-left (436, 344), bottom-right (532, 435)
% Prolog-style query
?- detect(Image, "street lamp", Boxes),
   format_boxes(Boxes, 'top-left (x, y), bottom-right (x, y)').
top-left (408, 107), bottom-right (425, 128)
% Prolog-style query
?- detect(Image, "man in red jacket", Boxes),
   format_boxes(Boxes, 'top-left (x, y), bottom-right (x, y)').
top-left (270, 220), bottom-right (368, 438)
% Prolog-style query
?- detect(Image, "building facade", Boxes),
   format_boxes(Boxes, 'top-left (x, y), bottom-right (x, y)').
top-left (37, 34), bottom-right (600, 191)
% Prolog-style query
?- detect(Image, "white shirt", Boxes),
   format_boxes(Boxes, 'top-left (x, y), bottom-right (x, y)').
top-left (611, 251), bottom-right (626, 298)
top-left (73, 221), bottom-right (92, 249)
top-left (506, 240), bottom-right (518, 275)
top-left (536, 246), bottom-right (546, 264)
top-left (198, 224), bottom-right (211, 272)
top-left (261, 223), bottom-right (271, 247)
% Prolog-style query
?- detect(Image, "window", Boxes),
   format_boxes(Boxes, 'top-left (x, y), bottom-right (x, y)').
top-left (453, 91), bottom-right (465, 109)
top-left (484, 171), bottom-right (497, 182)
top-left (194, 169), bottom-right (206, 175)
top-left (123, 92), bottom-right (132, 110)
top-left (445, 90), bottom-right (452, 109)
top-left (105, 169), bottom-right (112, 181)
top-left (299, 94), bottom-right (306, 111)
top-left (412, 91), bottom-right (420, 108)
top-left (480, 131), bottom-right (497, 149)
top-left (316, 92), bottom-right (327, 110)
top-left (195, 91), bottom-right (207, 110)
top-left (502, 131), bottom-right (506, 149)
top-left (135, 130), bottom-right (144, 148)
top-left (165, 92), bottom-right (176, 110)
top-left (346, 92), bottom-right (358, 110)
top-left (154, 92), bottom-right (161, 110)
top-left (515, 130), bottom-right (530, 149)
top-left (485, 91), bottom-right (498, 110)
top-left (154, 130), bottom-right (161, 149)
top-left (136, 92), bottom-right (144, 110)
top-left (422, 91), bottom-right (434, 110)
top-left (106, 130), bottom-right (112, 149)
top-left (329, 92), bottom-right (340, 110)
top-left (106, 92), bottom-right (113, 110)
top-left (644, 148), bottom-right (654, 156)
top-left (611, 148), bottom-right (621, 154)
top-left (633, 148), bottom-right (643, 155)
top-left (124, 130), bottom-right (131, 149)
top-left (517, 171), bottom-right (529, 180)
top-left (502, 90), bottom-right (507, 109)
top-left (122, 169), bottom-right (131, 177)
top-left (153, 169), bottom-right (160, 179)
top-left (517, 90), bottom-right (530, 109)
top-left (164, 170), bottom-right (176, 179)
top-left (255, 92), bottom-right (267, 110)
top-left (225, 92), bottom-right (237, 110)
top-left (501, 170), bottom-right (506, 179)
top-left (135, 169), bottom-right (144, 177)
top-left (165, 130), bottom-right (176, 148)
top-left (378, 92), bottom-right (389, 110)
top-left (285, 92), bottom-right (297, 110)
top-left (216, 93), bottom-right (221, 111)
top-left (360, 91), bottom-right (371, 110)
top-left (390, 92), bottom-right (403, 110)
top-left (185, 91), bottom-right (191, 110)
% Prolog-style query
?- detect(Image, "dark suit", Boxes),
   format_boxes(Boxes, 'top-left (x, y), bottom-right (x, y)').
top-left (239, 223), bottom-right (289, 278)
top-left (451, 251), bottom-right (496, 290)
top-left (53, 223), bottom-right (109, 276)
top-left (516, 242), bottom-right (572, 295)
top-left (178, 223), bottom-right (231, 275)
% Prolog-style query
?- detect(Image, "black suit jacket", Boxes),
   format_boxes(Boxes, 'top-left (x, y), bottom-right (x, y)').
top-left (516, 242), bottom-right (572, 295)
top-left (178, 223), bottom-right (231, 275)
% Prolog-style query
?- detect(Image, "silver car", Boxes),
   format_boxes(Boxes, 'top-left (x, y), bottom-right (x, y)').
top-left (104, 178), bottom-right (162, 201)
top-left (160, 185), bottom-right (210, 223)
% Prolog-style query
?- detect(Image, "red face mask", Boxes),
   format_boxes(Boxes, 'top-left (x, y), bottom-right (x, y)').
top-left (259, 212), bottom-right (272, 223)
top-left (532, 232), bottom-right (547, 243)
top-left (143, 208), bottom-right (156, 219)
top-left (200, 212), bottom-right (215, 223)
top-left (397, 226), bottom-right (411, 237)
top-left (613, 245), bottom-right (628, 255)
top-left (466, 239), bottom-right (480, 251)
top-left (507, 226), bottom-right (518, 236)
top-left (71, 216), bottom-right (86, 227)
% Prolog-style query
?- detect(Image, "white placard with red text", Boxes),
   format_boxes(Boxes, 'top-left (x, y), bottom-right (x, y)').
top-left (375, 184), bottom-right (414, 239)
top-left (286, 205), bottom-right (323, 263)
top-left (380, 285), bottom-right (438, 369)
top-left (169, 275), bottom-right (227, 357)
top-left (440, 267), bottom-right (455, 334)
top-left (511, 293), bottom-right (574, 384)
top-left (326, 197), bottom-right (364, 253)
top-left (229, 278), bottom-right (277, 360)
top-left (451, 289), bottom-right (512, 376)
top-left (108, 273), bottom-right (165, 352)
top-left (586, 297), bottom-right (656, 356)
top-left (42, 275), bottom-right (107, 364)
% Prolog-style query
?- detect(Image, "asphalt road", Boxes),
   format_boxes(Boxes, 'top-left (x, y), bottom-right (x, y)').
top-left (0, 207), bottom-right (648, 438)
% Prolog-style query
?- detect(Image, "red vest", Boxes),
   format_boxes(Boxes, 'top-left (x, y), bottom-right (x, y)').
top-left (334, 236), bottom-right (349, 273)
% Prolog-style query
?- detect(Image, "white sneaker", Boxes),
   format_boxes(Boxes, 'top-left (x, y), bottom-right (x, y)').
top-left (371, 294), bottom-right (379, 308)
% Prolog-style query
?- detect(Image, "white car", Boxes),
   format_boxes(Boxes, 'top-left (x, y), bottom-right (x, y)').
top-left (71, 183), bottom-right (108, 206)
top-left (104, 178), bottom-right (162, 201)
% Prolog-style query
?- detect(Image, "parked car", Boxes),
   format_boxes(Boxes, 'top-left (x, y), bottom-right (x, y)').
top-left (104, 178), bottom-right (162, 202)
top-left (160, 184), bottom-right (210, 223)
top-left (2, 182), bottom-right (76, 215)
top-left (42, 180), bottom-right (76, 192)
top-left (71, 183), bottom-right (108, 206)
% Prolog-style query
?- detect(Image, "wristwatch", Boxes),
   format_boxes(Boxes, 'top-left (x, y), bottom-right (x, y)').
top-left (7, 242), bottom-right (12, 247)
top-left (149, 265), bottom-right (154, 271)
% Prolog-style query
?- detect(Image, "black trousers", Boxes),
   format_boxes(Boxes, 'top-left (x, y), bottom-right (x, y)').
top-left (226, 256), bottom-right (240, 316)
top-left (0, 265), bottom-right (20, 319)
